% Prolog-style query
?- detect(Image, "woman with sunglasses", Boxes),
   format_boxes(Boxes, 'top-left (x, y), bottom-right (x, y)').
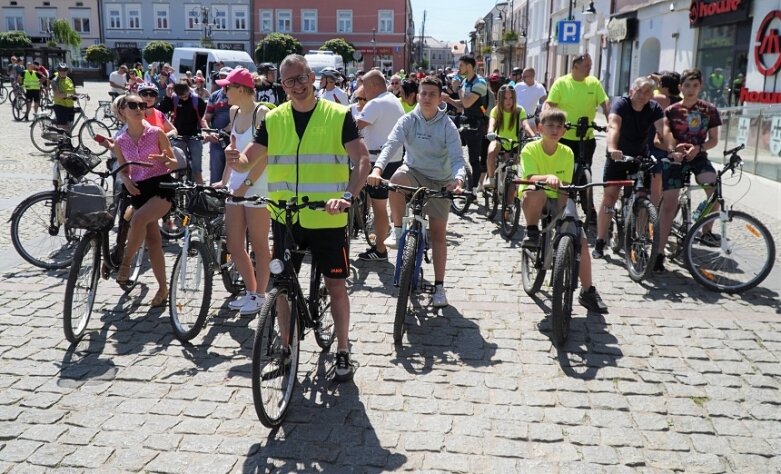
top-left (112, 94), bottom-right (178, 307)
top-left (137, 82), bottom-right (176, 135)
top-left (484, 85), bottom-right (537, 189)
top-left (387, 74), bottom-right (402, 98)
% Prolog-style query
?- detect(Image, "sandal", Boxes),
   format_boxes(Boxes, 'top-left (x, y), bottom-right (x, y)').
top-left (116, 263), bottom-right (132, 289)
top-left (150, 288), bottom-right (169, 308)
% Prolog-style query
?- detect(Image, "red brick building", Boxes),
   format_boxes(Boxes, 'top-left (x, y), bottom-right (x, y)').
top-left (253, 1), bottom-right (414, 75)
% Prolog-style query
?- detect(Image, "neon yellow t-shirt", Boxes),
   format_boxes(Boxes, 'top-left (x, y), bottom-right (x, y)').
top-left (490, 106), bottom-right (528, 150)
top-left (399, 97), bottom-right (415, 114)
top-left (520, 140), bottom-right (574, 198)
top-left (547, 74), bottom-right (608, 141)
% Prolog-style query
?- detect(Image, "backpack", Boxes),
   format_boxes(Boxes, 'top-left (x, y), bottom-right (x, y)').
top-left (172, 94), bottom-right (202, 127)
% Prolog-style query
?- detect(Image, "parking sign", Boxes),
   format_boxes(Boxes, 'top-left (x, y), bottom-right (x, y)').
top-left (557, 20), bottom-right (581, 44)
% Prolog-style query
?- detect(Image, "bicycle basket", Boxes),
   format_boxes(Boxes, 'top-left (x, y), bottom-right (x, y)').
top-left (66, 183), bottom-right (113, 230)
top-left (187, 187), bottom-right (226, 218)
top-left (59, 150), bottom-right (101, 180)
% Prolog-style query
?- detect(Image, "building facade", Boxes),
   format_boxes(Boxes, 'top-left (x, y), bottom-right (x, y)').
top-left (253, 1), bottom-right (414, 75)
top-left (412, 36), bottom-right (452, 71)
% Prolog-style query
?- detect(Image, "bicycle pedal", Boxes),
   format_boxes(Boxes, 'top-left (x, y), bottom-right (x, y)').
top-left (420, 283), bottom-right (436, 294)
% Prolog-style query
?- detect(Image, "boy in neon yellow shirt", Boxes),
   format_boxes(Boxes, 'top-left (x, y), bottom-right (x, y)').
top-left (520, 108), bottom-right (608, 313)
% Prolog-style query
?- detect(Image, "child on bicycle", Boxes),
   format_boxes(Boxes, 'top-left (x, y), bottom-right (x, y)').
top-left (520, 108), bottom-right (608, 314)
top-left (485, 85), bottom-right (537, 189)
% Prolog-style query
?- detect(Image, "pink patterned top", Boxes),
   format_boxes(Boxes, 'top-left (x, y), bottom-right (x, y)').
top-left (115, 125), bottom-right (169, 182)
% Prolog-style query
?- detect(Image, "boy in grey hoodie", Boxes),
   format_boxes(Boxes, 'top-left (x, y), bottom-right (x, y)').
top-left (368, 77), bottom-right (467, 308)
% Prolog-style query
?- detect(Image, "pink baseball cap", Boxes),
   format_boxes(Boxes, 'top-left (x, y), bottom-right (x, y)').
top-left (216, 67), bottom-right (254, 89)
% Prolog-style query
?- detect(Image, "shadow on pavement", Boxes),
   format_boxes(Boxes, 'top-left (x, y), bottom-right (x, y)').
top-left (349, 259), bottom-right (397, 297)
top-left (241, 352), bottom-right (407, 472)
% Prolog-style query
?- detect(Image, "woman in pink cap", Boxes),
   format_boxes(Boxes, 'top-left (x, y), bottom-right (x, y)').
top-left (213, 67), bottom-right (272, 315)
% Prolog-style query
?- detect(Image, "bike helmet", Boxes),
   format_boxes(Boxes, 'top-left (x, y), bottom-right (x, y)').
top-left (320, 67), bottom-right (341, 81)
top-left (137, 82), bottom-right (159, 95)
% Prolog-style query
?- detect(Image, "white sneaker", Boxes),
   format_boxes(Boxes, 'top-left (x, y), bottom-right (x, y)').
top-left (432, 285), bottom-right (448, 308)
top-left (384, 228), bottom-right (403, 250)
top-left (228, 293), bottom-right (252, 310)
top-left (240, 294), bottom-right (266, 315)
top-left (483, 176), bottom-right (494, 189)
top-left (476, 182), bottom-right (485, 193)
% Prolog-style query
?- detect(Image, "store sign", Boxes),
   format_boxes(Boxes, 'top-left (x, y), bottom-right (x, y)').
top-left (754, 10), bottom-right (781, 76)
top-left (356, 46), bottom-right (393, 55)
top-left (689, 0), bottom-right (750, 27)
top-left (607, 18), bottom-right (636, 42)
top-left (114, 42), bottom-right (138, 49)
top-left (739, 87), bottom-right (781, 103)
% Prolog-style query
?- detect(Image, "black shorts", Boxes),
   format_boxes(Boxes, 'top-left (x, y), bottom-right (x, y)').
top-left (130, 174), bottom-right (176, 209)
top-left (661, 154), bottom-right (716, 191)
top-left (271, 221), bottom-right (349, 279)
top-left (366, 161), bottom-right (402, 199)
top-left (560, 138), bottom-right (597, 168)
top-left (53, 105), bottom-right (75, 125)
top-left (25, 89), bottom-right (40, 103)
top-left (602, 159), bottom-right (640, 182)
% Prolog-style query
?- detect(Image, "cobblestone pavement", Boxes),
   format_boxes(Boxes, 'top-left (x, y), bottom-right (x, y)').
top-left (0, 82), bottom-right (779, 472)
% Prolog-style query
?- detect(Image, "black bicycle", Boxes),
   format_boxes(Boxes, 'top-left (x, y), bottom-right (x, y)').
top-left (565, 117), bottom-right (607, 224)
top-left (251, 197), bottom-right (335, 427)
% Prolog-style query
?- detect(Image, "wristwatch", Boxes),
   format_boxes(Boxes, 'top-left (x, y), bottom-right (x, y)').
top-left (342, 191), bottom-right (353, 201)
top-left (243, 178), bottom-right (253, 186)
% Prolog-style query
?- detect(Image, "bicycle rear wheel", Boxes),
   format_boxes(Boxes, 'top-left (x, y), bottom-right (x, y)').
top-left (394, 230), bottom-right (418, 344)
top-left (500, 176), bottom-right (521, 239)
top-left (169, 241), bottom-right (212, 342)
top-left (94, 103), bottom-right (118, 129)
top-left (78, 119), bottom-right (111, 156)
top-left (551, 235), bottom-right (575, 347)
top-left (29, 116), bottom-right (58, 153)
top-left (310, 267), bottom-right (334, 351)
top-left (521, 244), bottom-right (546, 296)
top-left (0, 85), bottom-right (8, 104)
top-left (667, 201), bottom-right (688, 260)
top-left (252, 288), bottom-right (299, 427)
top-left (360, 192), bottom-right (377, 247)
top-left (63, 233), bottom-right (101, 343)
top-left (625, 198), bottom-right (659, 282)
top-left (684, 210), bottom-right (775, 293)
top-left (450, 169), bottom-right (473, 215)
top-left (10, 190), bottom-right (78, 270)
top-left (609, 200), bottom-right (624, 255)
top-left (12, 96), bottom-right (25, 121)
top-left (576, 169), bottom-right (594, 224)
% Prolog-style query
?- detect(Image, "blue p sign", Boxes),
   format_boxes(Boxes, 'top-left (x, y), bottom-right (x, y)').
top-left (557, 20), bottom-right (581, 44)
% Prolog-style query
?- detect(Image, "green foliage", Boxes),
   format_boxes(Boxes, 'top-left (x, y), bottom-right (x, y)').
top-left (254, 33), bottom-right (303, 64)
top-left (50, 19), bottom-right (81, 47)
top-left (143, 41), bottom-right (174, 64)
top-left (85, 44), bottom-right (114, 64)
top-left (0, 31), bottom-right (33, 49)
top-left (319, 38), bottom-right (356, 65)
top-left (502, 30), bottom-right (518, 43)
top-left (415, 59), bottom-right (430, 70)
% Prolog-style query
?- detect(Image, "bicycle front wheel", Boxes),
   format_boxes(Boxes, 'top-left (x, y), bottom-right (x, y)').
top-left (521, 244), bottom-right (546, 296)
top-left (450, 169), bottom-right (473, 215)
top-left (394, 230), bottom-right (418, 344)
top-left (252, 288), bottom-right (300, 427)
top-left (78, 119), bottom-right (112, 156)
top-left (500, 178), bottom-right (521, 239)
top-left (11, 191), bottom-right (78, 270)
top-left (0, 85), bottom-right (8, 104)
top-left (12, 95), bottom-right (25, 121)
top-left (63, 233), bottom-right (101, 343)
top-left (29, 116), bottom-right (58, 153)
top-left (360, 192), bottom-right (376, 247)
top-left (310, 268), bottom-right (334, 351)
top-left (169, 240), bottom-right (213, 342)
top-left (625, 199), bottom-right (659, 283)
top-left (684, 210), bottom-right (775, 293)
top-left (551, 235), bottom-right (576, 347)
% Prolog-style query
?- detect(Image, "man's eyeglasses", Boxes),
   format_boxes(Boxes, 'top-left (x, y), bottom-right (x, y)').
top-left (123, 102), bottom-right (147, 110)
top-left (139, 90), bottom-right (158, 98)
top-left (281, 74), bottom-right (310, 88)
top-left (356, 97), bottom-right (367, 102)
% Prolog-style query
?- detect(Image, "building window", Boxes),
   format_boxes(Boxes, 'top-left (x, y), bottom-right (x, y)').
top-left (5, 12), bottom-right (23, 31)
top-left (125, 5), bottom-right (141, 29)
top-left (233, 6), bottom-right (248, 30)
top-left (107, 8), bottom-right (121, 29)
top-left (71, 10), bottom-right (91, 33)
top-left (259, 9), bottom-right (272, 33)
top-left (38, 13), bottom-right (55, 34)
top-left (154, 5), bottom-right (169, 30)
top-left (337, 10), bottom-right (352, 33)
top-left (301, 9), bottom-right (317, 33)
top-left (186, 5), bottom-right (198, 30)
top-left (378, 9), bottom-right (393, 33)
top-left (212, 7), bottom-right (227, 30)
top-left (276, 9), bottom-right (291, 33)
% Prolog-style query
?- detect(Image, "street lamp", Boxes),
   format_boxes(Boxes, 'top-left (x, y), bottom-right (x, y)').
top-left (192, 5), bottom-right (219, 42)
top-left (371, 28), bottom-right (377, 69)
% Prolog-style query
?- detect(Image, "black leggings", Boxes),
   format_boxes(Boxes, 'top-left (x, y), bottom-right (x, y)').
top-left (462, 128), bottom-right (487, 188)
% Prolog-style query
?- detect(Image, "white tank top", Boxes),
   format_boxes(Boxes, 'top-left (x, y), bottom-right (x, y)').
top-left (228, 115), bottom-right (268, 198)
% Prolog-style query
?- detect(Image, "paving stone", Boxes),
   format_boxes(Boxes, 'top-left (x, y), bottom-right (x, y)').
top-left (581, 446), bottom-right (619, 465)
top-left (690, 434), bottom-right (732, 456)
top-left (59, 445), bottom-right (115, 469)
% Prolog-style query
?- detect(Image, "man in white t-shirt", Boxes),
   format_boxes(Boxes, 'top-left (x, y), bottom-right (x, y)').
top-left (109, 65), bottom-right (128, 94)
top-left (353, 70), bottom-right (404, 261)
top-left (514, 67), bottom-right (547, 131)
top-left (318, 67), bottom-right (349, 104)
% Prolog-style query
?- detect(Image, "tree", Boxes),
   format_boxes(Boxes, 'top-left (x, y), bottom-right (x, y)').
top-left (50, 19), bottom-right (80, 47)
top-left (0, 31), bottom-right (33, 49)
top-left (85, 44), bottom-right (114, 64)
top-left (254, 33), bottom-right (302, 65)
top-left (320, 38), bottom-right (355, 66)
top-left (143, 40), bottom-right (174, 64)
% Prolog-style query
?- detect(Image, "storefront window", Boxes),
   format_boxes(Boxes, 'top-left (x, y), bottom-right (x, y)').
top-left (697, 23), bottom-right (750, 107)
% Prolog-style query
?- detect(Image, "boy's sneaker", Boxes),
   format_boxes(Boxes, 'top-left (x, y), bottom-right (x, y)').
top-left (483, 176), bottom-right (495, 189)
top-left (384, 227), bottom-right (403, 250)
top-left (579, 286), bottom-right (608, 313)
top-left (699, 231), bottom-right (721, 247)
top-left (653, 254), bottom-right (666, 273)
top-left (333, 351), bottom-right (356, 382)
top-left (432, 284), bottom-right (448, 308)
top-left (522, 228), bottom-right (541, 249)
top-left (228, 293), bottom-right (252, 310)
top-left (592, 239), bottom-right (606, 259)
top-left (240, 294), bottom-right (265, 315)
top-left (358, 246), bottom-right (388, 261)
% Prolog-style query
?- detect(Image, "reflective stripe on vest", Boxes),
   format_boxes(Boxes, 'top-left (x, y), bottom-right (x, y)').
top-left (23, 71), bottom-right (40, 90)
top-left (266, 100), bottom-right (350, 229)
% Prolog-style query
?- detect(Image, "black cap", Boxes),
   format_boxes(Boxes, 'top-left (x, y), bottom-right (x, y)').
top-left (512, 67), bottom-right (522, 74)
top-left (258, 62), bottom-right (277, 72)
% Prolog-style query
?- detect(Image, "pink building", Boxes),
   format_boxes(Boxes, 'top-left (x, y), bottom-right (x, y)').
top-left (253, 1), bottom-right (414, 75)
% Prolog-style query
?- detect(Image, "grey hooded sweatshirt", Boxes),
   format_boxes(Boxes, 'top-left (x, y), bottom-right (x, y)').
top-left (374, 105), bottom-right (467, 184)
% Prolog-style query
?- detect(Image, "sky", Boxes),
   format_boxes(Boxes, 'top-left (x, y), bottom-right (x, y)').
top-left (411, 0), bottom-right (492, 44)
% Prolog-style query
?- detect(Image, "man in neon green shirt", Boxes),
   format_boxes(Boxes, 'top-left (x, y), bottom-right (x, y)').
top-left (51, 64), bottom-right (76, 129)
top-left (520, 107), bottom-right (608, 313)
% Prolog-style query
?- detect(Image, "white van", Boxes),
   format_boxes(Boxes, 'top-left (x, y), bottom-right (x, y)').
top-left (304, 50), bottom-right (345, 85)
top-left (171, 48), bottom-right (256, 90)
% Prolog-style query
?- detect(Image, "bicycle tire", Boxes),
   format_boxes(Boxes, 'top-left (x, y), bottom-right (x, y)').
top-left (551, 234), bottom-right (575, 347)
top-left (0, 85), bottom-right (7, 104)
top-left (394, 230), bottom-right (418, 344)
top-left (159, 211), bottom-right (186, 240)
top-left (29, 116), bottom-right (58, 153)
top-left (94, 104), bottom-right (118, 129)
top-left (78, 119), bottom-right (111, 156)
top-left (169, 240), bottom-right (212, 342)
top-left (12, 96), bottom-right (25, 121)
top-left (450, 169), bottom-right (473, 215)
top-left (252, 287), bottom-right (299, 427)
top-left (667, 201), bottom-right (688, 260)
top-left (218, 241), bottom-right (244, 295)
top-left (576, 168), bottom-right (594, 224)
top-left (521, 245), bottom-right (546, 296)
top-left (609, 200), bottom-right (624, 254)
top-left (683, 210), bottom-right (775, 294)
top-left (625, 198), bottom-right (659, 282)
top-left (310, 267), bottom-right (334, 351)
top-left (360, 192), bottom-right (376, 247)
top-left (10, 190), bottom-right (78, 270)
top-left (63, 233), bottom-right (101, 343)
top-left (483, 172), bottom-right (500, 221)
top-left (500, 175), bottom-right (521, 239)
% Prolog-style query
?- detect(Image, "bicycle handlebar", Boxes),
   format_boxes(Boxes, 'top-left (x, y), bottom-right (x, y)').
top-left (565, 118), bottom-right (607, 138)
top-left (381, 179), bottom-right (474, 198)
top-left (724, 143), bottom-right (745, 156)
top-left (514, 179), bottom-right (634, 191)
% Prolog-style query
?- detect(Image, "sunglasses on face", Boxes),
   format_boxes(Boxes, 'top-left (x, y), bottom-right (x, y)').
top-left (139, 91), bottom-right (158, 98)
top-left (356, 97), bottom-right (367, 102)
top-left (391, 81), bottom-right (400, 85)
top-left (123, 102), bottom-right (147, 110)
top-left (281, 74), bottom-right (310, 88)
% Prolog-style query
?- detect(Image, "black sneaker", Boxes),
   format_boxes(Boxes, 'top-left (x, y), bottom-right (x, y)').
top-left (579, 286), bottom-right (608, 313)
top-left (522, 228), bottom-right (540, 249)
top-left (592, 239), bottom-right (606, 259)
top-left (358, 246), bottom-right (388, 261)
top-left (699, 231), bottom-right (721, 247)
top-left (333, 351), bottom-right (356, 382)
top-left (653, 254), bottom-right (666, 273)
